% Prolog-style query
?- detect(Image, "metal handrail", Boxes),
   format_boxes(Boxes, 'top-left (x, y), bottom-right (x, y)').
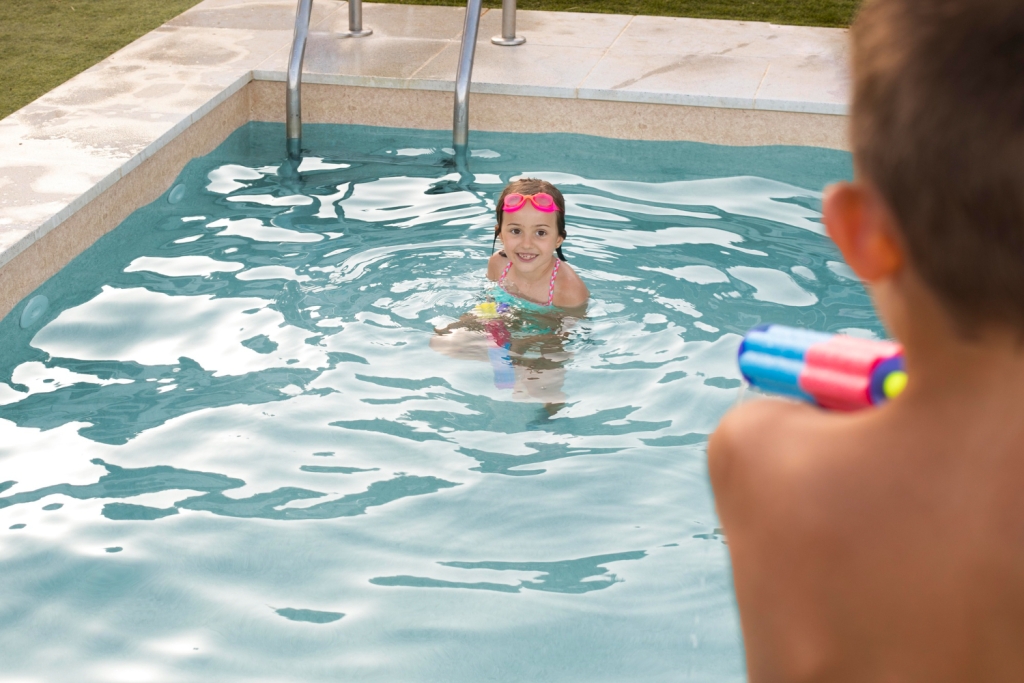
top-left (345, 0), bottom-right (372, 37)
top-left (286, 0), bottom-right (313, 158)
top-left (492, 0), bottom-right (525, 46)
top-left (287, 0), bottom-right (521, 158)
top-left (453, 0), bottom-right (483, 152)
top-left (286, 0), bottom-right (373, 157)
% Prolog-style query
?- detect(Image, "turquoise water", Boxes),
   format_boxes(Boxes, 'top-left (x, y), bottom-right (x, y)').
top-left (0, 123), bottom-right (867, 682)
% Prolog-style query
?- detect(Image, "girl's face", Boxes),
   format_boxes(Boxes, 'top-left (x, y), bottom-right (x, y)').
top-left (499, 203), bottom-right (563, 276)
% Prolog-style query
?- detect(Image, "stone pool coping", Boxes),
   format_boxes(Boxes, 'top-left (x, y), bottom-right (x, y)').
top-left (0, 0), bottom-right (850, 320)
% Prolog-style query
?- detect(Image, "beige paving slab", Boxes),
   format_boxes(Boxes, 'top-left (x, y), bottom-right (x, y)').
top-left (606, 15), bottom-right (845, 57)
top-left (477, 9), bottom-right (634, 49)
top-left (167, 0), bottom-right (344, 31)
top-left (751, 22), bottom-right (850, 58)
top-left (17, 75), bottom-right (250, 171)
top-left (253, 4), bottom-right (467, 84)
top-left (579, 51), bottom-right (769, 109)
top-left (578, 14), bottom-right (847, 112)
top-left (0, 120), bottom-right (124, 264)
top-left (299, 34), bottom-right (453, 84)
top-left (102, 25), bottom-right (293, 81)
top-left (415, 41), bottom-right (608, 98)
top-left (754, 54), bottom-right (849, 114)
top-left (322, 3), bottom-right (468, 41)
top-left (35, 55), bottom-right (250, 116)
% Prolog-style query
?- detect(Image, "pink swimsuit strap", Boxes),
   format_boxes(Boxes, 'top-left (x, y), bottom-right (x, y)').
top-left (499, 260), bottom-right (513, 285)
top-left (546, 258), bottom-right (561, 306)
top-left (498, 258), bottom-right (560, 307)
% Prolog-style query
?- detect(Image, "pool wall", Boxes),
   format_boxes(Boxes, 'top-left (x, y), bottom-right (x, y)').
top-left (248, 81), bottom-right (847, 147)
top-left (0, 0), bottom-right (850, 321)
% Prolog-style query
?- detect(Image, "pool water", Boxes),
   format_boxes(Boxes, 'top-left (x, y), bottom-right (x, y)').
top-left (0, 123), bottom-right (867, 682)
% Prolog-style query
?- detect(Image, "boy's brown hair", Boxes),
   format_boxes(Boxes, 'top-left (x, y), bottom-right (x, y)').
top-left (851, 0), bottom-right (1024, 335)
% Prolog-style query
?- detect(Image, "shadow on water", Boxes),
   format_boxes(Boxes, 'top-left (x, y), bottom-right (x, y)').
top-left (274, 607), bottom-right (345, 624)
top-left (0, 458), bottom-right (459, 522)
top-left (370, 550), bottom-right (648, 594)
top-left (173, 475), bottom-right (458, 520)
top-left (0, 357), bottom-right (322, 445)
top-left (0, 458), bottom-right (242, 509)
top-left (457, 442), bottom-right (623, 476)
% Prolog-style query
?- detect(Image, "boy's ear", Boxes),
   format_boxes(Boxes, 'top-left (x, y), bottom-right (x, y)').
top-left (823, 182), bottom-right (904, 284)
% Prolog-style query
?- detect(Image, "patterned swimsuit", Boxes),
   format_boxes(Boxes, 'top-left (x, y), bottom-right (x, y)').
top-left (493, 258), bottom-right (561, 312)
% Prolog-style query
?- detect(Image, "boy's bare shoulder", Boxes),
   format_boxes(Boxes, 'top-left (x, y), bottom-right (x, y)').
top-left (709, 397), bottom-right (820, 492)
top-left (486, 252), bottom-right (508, 281)
top-left (553, 262), bottom-right (589, 308)
top-left (708, 397), bottom-right (854, 535)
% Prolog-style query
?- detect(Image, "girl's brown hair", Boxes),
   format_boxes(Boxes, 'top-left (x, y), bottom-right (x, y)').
top-left (493, 178), bottom-right (567, 261)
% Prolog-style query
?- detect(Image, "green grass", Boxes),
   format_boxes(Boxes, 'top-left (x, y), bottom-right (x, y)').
top-left (0, 0), bottom-right (858, 120)
top-left (0, 0), bottom-right (204, 119)
top-left (393, 0), bottom-right (859, 28)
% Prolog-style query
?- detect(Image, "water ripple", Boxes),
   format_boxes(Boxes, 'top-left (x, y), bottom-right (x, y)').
top-left (0, 123), bottom-right (865, 682)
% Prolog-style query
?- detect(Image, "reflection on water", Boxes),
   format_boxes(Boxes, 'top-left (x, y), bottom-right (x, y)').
top-left (430, 305), bottom-right (577, 409)
top-left (0, 123), bottom-right (866, 682)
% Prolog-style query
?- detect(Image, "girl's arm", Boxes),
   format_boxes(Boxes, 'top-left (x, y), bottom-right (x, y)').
top-left (487, 251), bottom-right (508, 282)
top-left (552, 263), bottom-right (589, 309)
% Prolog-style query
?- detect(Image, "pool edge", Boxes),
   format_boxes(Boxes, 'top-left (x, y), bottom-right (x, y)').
top-left (0, 85), bottom-right (251, 322)
top-left (0, 79), bottom-right (849, 322)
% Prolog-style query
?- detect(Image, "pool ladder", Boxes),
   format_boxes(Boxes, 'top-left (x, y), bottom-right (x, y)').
top-left (286, 0), bottom-right (525, 159)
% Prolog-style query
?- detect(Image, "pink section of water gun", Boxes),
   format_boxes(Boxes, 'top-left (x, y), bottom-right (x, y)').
top-left (802, 336), bottom-right (903, 410)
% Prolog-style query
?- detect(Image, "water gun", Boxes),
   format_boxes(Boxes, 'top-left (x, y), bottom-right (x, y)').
top-left (474, 302), bottom-right (514, 389)
top-left (738, 325), bottom-right (907, 411)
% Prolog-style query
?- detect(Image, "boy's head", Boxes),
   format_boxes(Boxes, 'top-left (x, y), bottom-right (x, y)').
top-left (848, 0), bottom-right (1024, 336)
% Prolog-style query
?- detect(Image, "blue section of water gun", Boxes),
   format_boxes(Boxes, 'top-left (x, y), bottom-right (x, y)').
top-left (739, 324), bottom-right (832, 361)
top-left (488, 347), bottom-right (515, 389)
top-left (738, 325), bottom-right (832, 401)
top-left (738, 350), bottom-right (814, 402)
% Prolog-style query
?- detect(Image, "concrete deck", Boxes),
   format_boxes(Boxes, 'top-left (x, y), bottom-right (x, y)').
top-left (0, 0), bottom-right (849, 317)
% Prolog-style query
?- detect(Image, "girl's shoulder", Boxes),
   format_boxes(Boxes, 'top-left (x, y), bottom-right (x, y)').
top-left (553, 261), bottom-right (589, 308)
top-left (487, 251), bottom-right (509, 281)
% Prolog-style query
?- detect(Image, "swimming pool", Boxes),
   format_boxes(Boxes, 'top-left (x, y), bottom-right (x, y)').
top-left (0, 123), bottom-right (864, 682)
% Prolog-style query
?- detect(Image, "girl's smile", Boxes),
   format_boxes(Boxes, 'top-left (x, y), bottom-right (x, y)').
top-left (500, 203), bottom-right (562, 279)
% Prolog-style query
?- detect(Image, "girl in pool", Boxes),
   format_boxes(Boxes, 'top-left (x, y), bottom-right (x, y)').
top-left (431, 179), bottom-right (588, 408)
top-left (487, 178), bottom-right (589, 310)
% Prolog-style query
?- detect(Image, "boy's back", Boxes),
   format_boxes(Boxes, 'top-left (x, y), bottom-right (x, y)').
top-left (712, 367), bottom-right (1024, 680)
top-left (708, 0), bottom-right (1024, 680)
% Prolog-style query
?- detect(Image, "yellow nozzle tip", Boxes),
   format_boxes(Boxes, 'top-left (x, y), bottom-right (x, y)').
top-left (883, 370), bottom-right (908, 399)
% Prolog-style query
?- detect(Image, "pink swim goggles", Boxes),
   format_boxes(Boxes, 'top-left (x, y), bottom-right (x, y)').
top-left (502, 192), bottom-right (558, 213)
